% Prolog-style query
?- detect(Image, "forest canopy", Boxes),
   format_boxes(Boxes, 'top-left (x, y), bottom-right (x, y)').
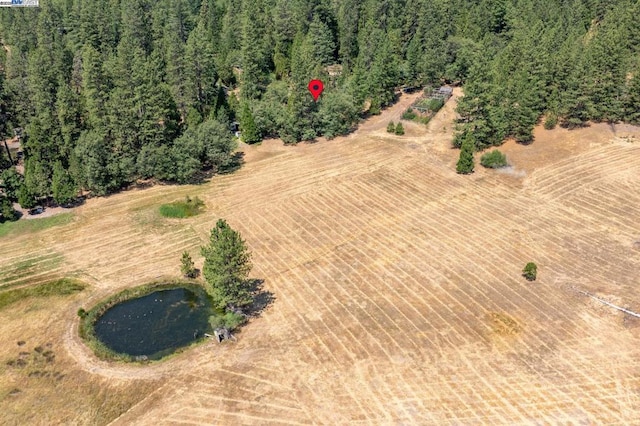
top-left (0, 0), bottom-right (639, 202)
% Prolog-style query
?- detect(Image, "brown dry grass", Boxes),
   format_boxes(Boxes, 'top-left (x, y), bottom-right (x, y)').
top-left (2, 89), bottom-right (640, 424)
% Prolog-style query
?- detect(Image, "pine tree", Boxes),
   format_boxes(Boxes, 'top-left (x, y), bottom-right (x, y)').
top-left (201, 219), bottom-right (253, 311)
top-left (180, 251), bottom-right (197, 278)
top-left (74, 129), bottom-right (116, 195)
top-left (624, 73), bottom-right (640, 124)
top-left (240, 0), bottom-right (269, 99)
top-left (163, 10), bottom-right (190, 121)
top-left (283, 31), bottom-right (321, 142)
top-left (272, 0), bottom-right (296, 78)
top-left (81, 45), bottom-right (111, 130)
top-left (75, 0), bottom-right (118, 51)
top-left (337, 0), bottom-right (360, 71)
top-left (456, 133), bottom-right (475, 174)
top-left (216, 0), bottom-right (242, 86)
top-left (185, 20), bottom-right (219, 120)
top-left (307, 14), bottom-right (336, 66)
top-left (51, 162), bottom-right (77, 206)
top-left (119, 0), bottom-right (154, 55)
top-left (17, 184), bottom-right (37, 209)
top-left (0, 168), bottom-right (24, 202)
top-left (239, 102), bottom-right (260, 144)
top-left (0, 195), bottom-right (17, 222)
top-left (56, 80), bottom-right (82, 159)
top-left (368, 34), bottom-right (399, 109)
top-left (23, 154), bottom-right (51, 200)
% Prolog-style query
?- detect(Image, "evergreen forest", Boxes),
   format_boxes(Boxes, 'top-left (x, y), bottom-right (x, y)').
top-left (1, 0), bottom-right (639, 205)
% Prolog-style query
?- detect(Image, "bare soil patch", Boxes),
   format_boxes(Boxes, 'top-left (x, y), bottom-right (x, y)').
top-left (500, 122), bottom-right (640, 175)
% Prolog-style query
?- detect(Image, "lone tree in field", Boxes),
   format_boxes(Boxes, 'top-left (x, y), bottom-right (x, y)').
top-left (395, 122), bottom-right (405, 135)
top-left (180, 251), bottom-right (197, 278)
top-left (201, 219), bottom-right (253, 310)
top-left (522, 262), bottom-right (537, 281)
top-left (456, 133), bottom-right (475, 174)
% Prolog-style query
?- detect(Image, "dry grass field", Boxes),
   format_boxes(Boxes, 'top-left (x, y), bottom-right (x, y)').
top-left (2, 89), bottom-right (640, 425)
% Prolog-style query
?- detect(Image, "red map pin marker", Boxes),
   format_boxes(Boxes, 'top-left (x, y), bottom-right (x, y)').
top-left (308, 79), bottom-right (324, 101)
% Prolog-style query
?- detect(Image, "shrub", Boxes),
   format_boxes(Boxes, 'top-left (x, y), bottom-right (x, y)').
top-left (395, 122), bottom-right (405, 135)
top-left (480, 150), bottom-right (508, 169)
top-left (209, 311), bottom-right (246, 330)
top-left (522, 262), bottom-right (537, 281)
top-left (401, 108), bottom-right (417, 120)
top-left (387, 121), bottom-right (396, 133)
top-left (417, 116), bottom-right (431, 125)
top-left (77, 308), bottom-right (87, 318)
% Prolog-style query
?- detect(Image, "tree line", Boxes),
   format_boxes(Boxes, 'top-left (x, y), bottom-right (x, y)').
top-left (1, 0), bottom-right (639, 209)
top-left (453, 0), bottom-right (640, 152)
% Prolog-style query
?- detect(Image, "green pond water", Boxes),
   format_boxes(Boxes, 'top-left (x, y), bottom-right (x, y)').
top-left (93, 287), bottom-right (214, 359)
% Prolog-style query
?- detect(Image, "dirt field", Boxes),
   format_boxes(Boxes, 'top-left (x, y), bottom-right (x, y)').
top-left (1, 89), bottom-right (640, 425)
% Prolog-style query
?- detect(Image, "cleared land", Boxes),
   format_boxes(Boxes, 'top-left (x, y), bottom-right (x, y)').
top-left (1, 89), bottom-right (640, 424)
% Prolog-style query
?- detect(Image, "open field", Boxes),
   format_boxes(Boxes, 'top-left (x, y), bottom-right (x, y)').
top-left (1, 90), bottom-right (640, 424)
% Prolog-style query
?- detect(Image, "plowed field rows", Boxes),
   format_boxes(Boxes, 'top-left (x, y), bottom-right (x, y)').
top-left (1, 90), bottom-right (639, 424)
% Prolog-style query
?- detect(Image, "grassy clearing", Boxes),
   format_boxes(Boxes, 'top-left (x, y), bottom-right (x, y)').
top-left (158, 196), bottom-right (204, 218)
top-left (0, 278), bottom-right (86, 310)
top-left (0, 213), bottom-right (74, 238)
top-left (78, 279), bottom-right (213, 362)
top-left (0, 253), bottom-right (64, 289)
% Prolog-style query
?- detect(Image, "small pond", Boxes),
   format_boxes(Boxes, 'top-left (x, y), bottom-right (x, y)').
top-left (93, 287), bottom-right (214, 360)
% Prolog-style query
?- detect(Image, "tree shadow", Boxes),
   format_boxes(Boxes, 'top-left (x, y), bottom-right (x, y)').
top-left (58, 196), bottom-right (87, 209)
top-left (184, 268), bottom-right (200, 279)
top-left (246, 278), bottom-right (275, 317)
top-left (560, 120), bottom-right (590, 130)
